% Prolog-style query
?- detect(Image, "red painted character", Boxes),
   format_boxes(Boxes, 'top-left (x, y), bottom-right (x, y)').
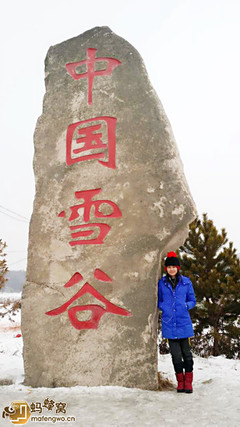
top-left (58, 188), bottom-right (122, 246)
top-left (66, 116), bottom-right (117, 169)
top-left (46, 270), bottom-right (132, 329)
top-left (66, 48), bottom-right (121, 104)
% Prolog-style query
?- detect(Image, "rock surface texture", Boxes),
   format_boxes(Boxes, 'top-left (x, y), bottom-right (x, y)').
top-left (22, 26), bottom-right (196, 390)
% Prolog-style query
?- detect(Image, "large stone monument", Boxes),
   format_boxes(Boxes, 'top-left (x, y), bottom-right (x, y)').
top-left (22, 26), bottom-right (196, 390)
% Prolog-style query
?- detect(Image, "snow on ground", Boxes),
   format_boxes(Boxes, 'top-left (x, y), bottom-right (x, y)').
top-left (0, 293), bottom-right (22, 301)
top-left (0, 295), bottom-right (240, 426)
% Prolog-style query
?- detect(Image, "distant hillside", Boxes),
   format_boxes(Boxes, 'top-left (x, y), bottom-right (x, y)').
top-left (1, 270), bottom-right (26, 293)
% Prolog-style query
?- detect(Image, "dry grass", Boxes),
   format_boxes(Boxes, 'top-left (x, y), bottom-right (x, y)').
top-left (0, 324), bottom-right (21, 332)
top-left (157, 372), bottom-right (175, 391)
top-left (0, 298), bottom-right (21, 322)
top-left (0, 297), bottom-right (21, 331)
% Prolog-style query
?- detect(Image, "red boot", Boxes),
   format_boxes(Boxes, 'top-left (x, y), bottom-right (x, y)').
top-left (184, 371), bottom-right (193, 393)
top-left (175, 373), bottom-right (185, 393)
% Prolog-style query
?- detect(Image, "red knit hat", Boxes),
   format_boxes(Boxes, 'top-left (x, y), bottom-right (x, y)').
top-left (164, 251), bottom-right (180, 271)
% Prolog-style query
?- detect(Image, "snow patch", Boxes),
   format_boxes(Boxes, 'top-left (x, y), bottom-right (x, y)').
top-left (144, 251), bottom-right (158, 264)
top-left (0, 293), bottom-right (21, 302)
top-left (152, 197), bottom-right (167, 217)
top-left (172, 204), bottom-right (185, 218)
top-left (147, 187), bottom-right (155, 193)
top-left (156, 228), bottom-right (171, 240)
top-left (159, 182), bottom-right (164, 190)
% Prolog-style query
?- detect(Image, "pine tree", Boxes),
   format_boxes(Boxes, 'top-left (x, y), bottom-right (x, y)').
top-left (0, 239), bottom-right (8, 291)
top-left (178, 214), bottom-right (240, 358)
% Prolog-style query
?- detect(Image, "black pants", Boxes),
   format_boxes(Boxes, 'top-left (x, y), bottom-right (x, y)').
top-left (168, 338), bottom-right (193, 374)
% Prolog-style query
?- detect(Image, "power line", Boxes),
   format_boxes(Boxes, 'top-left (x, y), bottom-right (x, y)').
top-left (0, 205), bottom-right (29, 222)
top-left (0, 209), bottom-right (29, 223)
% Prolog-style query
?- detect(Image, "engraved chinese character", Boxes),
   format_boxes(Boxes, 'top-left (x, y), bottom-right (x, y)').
top-left (66, 48), bottom-right (121, 104)
top-left (66, 116), bottom-right (117, 169)
top-left (46, 270), bottom-right (132, 330)
top-left (58, 188), bottom-right (122, 246)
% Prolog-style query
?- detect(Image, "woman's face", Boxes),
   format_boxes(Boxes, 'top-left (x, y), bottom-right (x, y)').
top-left (166, 266), bottom-right (178, 277)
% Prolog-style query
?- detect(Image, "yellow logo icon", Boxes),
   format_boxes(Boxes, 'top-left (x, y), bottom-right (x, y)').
top-left (2, 401), bottom-right (31, 425)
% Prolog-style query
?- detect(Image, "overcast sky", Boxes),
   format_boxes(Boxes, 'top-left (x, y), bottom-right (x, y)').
top-left (1, 0), bottom-right (239, 271)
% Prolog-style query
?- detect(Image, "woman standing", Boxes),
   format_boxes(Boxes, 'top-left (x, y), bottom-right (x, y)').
top-left (158, 251), bottom-right (196, 393)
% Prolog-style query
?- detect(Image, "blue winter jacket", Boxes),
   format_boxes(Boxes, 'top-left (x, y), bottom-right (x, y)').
top-left (158, 275), bottom-right (196, 339)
